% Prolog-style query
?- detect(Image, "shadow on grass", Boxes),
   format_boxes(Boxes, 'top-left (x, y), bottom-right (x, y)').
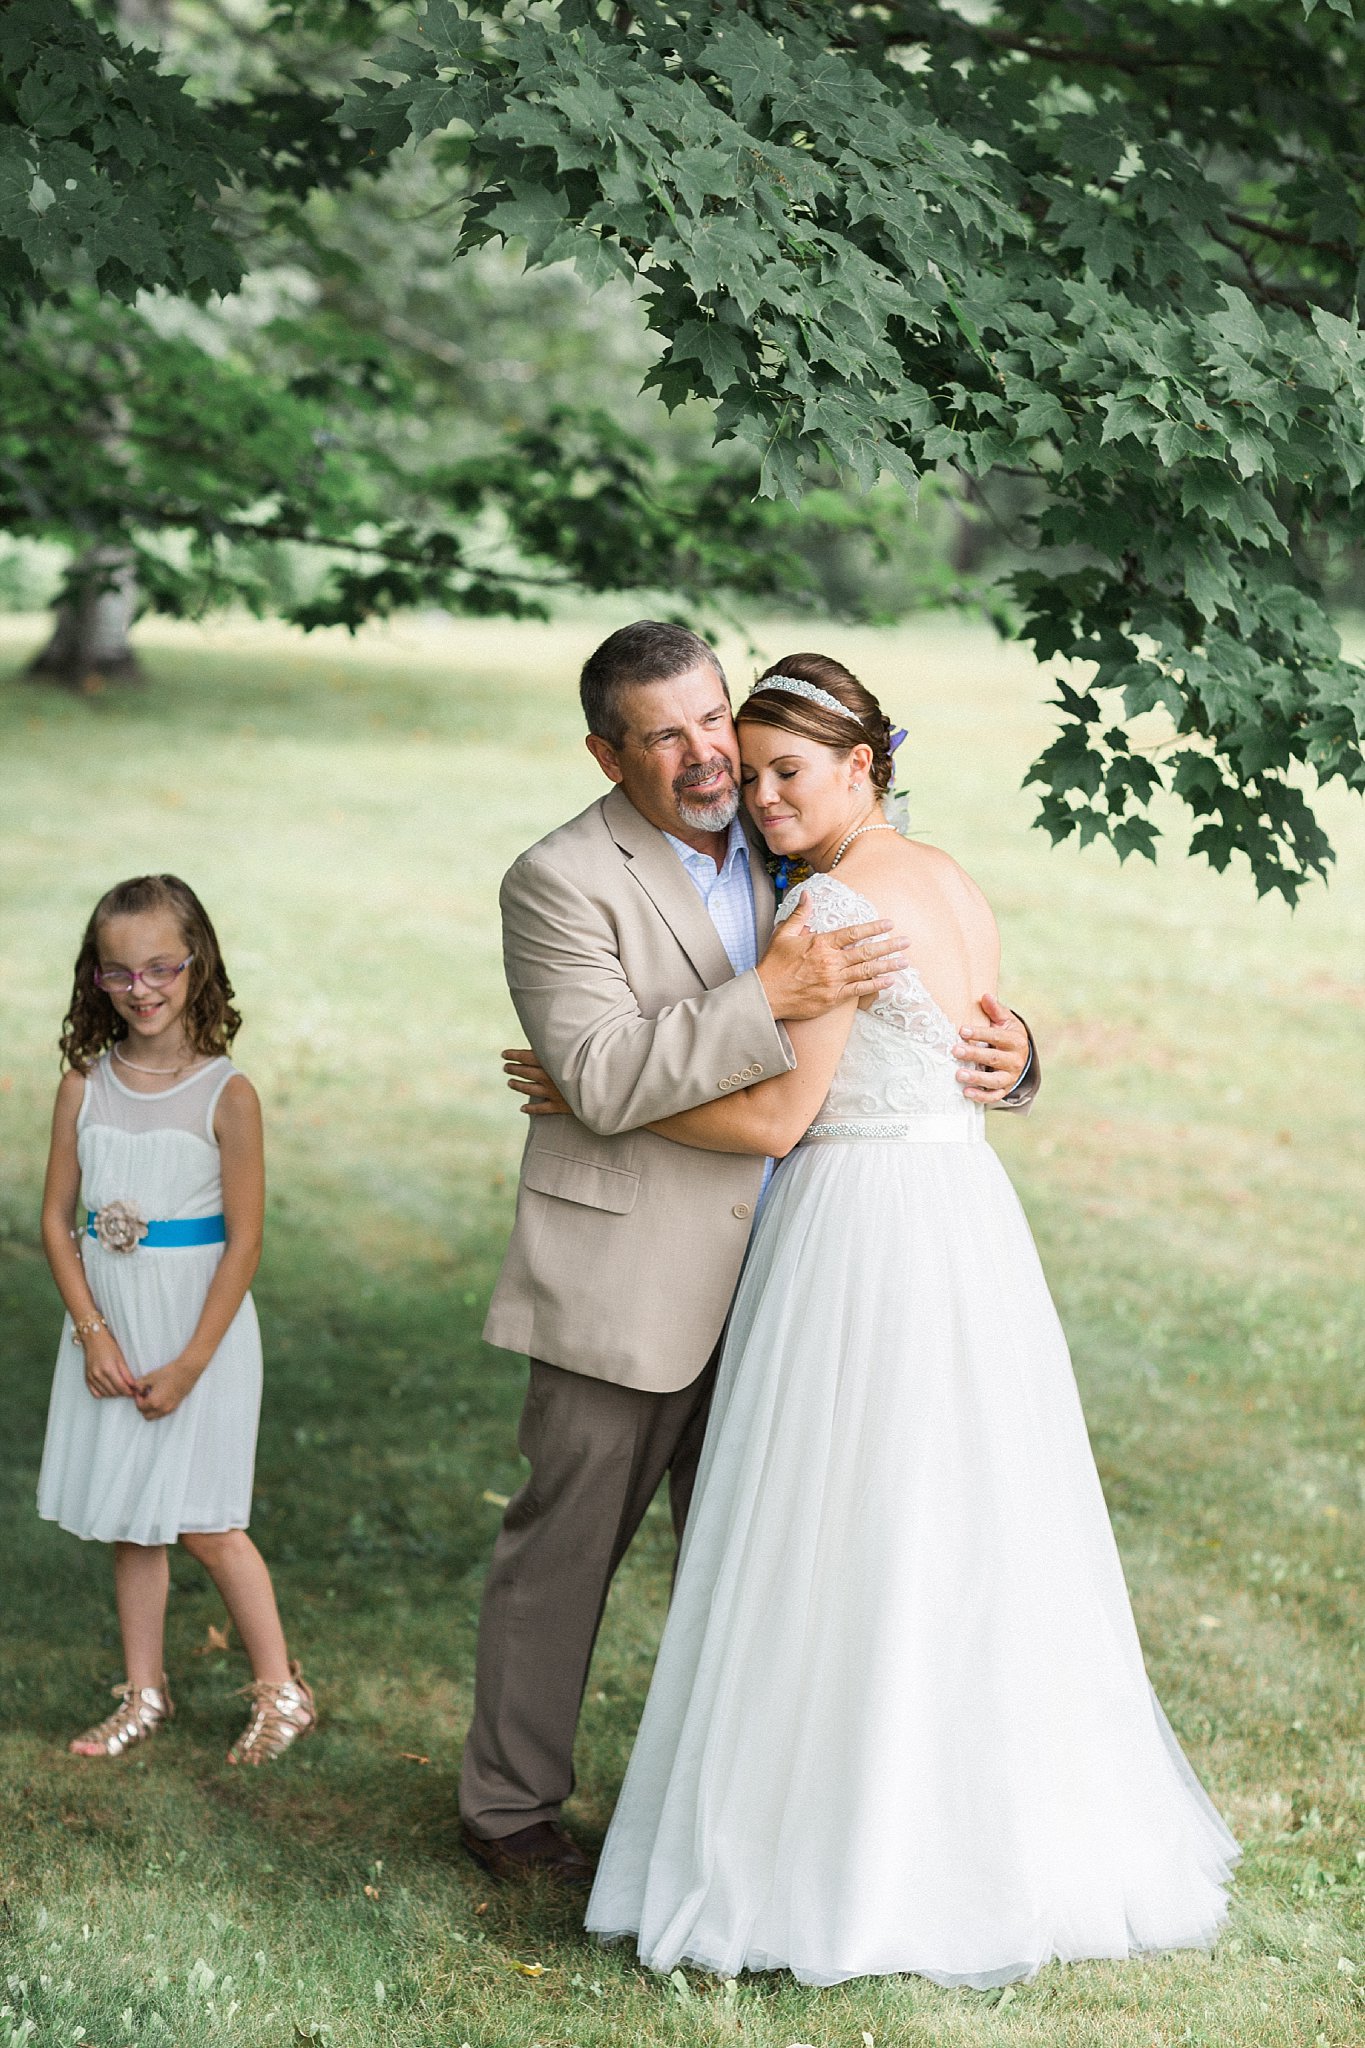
top-left (2, 619), bottom-right (1362, 2046)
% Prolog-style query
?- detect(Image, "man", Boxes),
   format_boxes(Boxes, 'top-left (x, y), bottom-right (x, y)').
top-left (461, 621), bottom-right (1036, 1882)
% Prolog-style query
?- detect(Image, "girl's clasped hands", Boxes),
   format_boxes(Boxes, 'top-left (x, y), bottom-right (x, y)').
top-left (79, 1322), bottom-right (200, 1419)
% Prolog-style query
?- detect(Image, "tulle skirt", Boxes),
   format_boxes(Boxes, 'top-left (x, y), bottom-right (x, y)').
top-left (586, 1135), bottom-right (1238, 1987)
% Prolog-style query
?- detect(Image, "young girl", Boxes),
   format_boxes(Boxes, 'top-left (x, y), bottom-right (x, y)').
top-left (37, 873), bottom-right (316, 1765)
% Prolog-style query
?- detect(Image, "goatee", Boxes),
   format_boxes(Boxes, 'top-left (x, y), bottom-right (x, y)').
top-left (673, 757), bottom-right (740, 835)
top-left (675, 785), bottom-right (740, 833)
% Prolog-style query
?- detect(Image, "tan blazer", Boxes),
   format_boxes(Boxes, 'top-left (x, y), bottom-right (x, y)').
top-left (483, 788), bottom-right (796, 1393)
top-left (483, 788), bottom-right (1042, 1392)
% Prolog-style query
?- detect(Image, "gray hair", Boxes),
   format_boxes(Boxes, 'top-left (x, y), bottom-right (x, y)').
top-left (580, 620), bottom-right (727, 746)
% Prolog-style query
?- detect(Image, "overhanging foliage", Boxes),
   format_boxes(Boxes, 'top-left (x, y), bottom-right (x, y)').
top-left (0, 1), bottom-right (906, 675)
top-left (1, 292), bottom-right (904, 631)
top-left (348, 0), bottom-right (1365, 897)
top-left (3, 0), bottom-right (1364, 894)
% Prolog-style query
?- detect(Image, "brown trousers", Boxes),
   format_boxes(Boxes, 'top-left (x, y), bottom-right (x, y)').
top-left (459, 1351), bottom-right (718, 1840)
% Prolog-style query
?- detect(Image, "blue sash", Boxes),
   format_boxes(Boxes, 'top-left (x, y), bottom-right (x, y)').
top-left (86, 1213), bottom-right (227, 1248)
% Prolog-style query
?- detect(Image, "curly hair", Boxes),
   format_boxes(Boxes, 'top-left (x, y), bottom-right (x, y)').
top-left (60, 875), bottom-right (242, 1074)
top-left (738, 653), bottom-right (897, 794)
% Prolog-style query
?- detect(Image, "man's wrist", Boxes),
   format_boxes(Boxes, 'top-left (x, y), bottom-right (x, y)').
top-left (1001, 1014), bottom-right (1034, 1100)
top-left (1003, 1045), bottom-right (1033, 1100)
top-left (754, 958), bottom-right (785, 1021)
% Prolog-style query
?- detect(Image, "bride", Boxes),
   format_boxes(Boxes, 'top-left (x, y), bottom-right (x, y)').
top-left (580, 653), bottom-right (1238, 1988)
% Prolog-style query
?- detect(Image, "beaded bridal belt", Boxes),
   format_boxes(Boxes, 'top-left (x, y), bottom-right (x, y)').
top-left (801, 1113), bottom-right (985, 1146)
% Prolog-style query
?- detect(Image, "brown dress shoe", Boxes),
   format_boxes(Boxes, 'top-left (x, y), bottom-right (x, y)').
top-left (460, 1819), bottom-right (596, 1886)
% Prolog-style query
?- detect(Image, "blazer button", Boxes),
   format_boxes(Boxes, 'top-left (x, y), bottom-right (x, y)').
top-left (732, 1202), bottom-right (751, 1219)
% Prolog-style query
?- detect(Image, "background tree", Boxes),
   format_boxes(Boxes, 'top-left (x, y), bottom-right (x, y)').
top-left (4, 0), bottom-right (1364, 896)
top-left (0, 0), bottom-right (922, 689)
top-left (351, 0), bottom-right (1365, 898)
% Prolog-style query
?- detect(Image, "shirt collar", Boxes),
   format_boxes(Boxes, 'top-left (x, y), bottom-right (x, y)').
top-left (662, 814), bottom-right (750, 880)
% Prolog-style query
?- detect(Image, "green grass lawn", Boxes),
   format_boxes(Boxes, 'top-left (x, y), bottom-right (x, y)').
top-left (0, 609), bottom-right (1361, 2048)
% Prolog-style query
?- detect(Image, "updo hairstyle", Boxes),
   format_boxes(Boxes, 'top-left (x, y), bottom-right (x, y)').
top-left (738, 654), bottom-right (896, 795)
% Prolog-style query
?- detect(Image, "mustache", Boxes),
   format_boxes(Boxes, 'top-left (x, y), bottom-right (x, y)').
top-left (673, 756), bottom-right (735, 796)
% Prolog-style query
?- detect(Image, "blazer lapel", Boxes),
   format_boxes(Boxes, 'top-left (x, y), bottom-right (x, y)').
top-left (746, 826), bottom-right (777, 949)
top-left (603, 787), bottom-right (739, 991)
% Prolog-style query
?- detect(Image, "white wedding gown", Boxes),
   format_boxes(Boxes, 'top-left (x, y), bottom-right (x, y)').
top-left (585, 872), bottom-right (1237, 1988)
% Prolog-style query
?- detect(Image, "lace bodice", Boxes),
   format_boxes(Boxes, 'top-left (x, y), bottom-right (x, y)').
top-left (776, 873), bottom-right (981, 1131)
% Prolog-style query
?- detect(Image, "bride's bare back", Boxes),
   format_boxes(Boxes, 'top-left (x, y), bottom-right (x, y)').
top-left (832, 829), bottom-right (1001, 1039)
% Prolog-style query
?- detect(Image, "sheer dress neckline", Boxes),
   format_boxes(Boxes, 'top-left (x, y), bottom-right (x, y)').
top-left (103, 1052), bottom-right (230, 1102)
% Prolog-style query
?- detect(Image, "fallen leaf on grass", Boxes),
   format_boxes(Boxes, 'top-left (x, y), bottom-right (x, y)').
top-left (512, 1961), bottom-right (546, 1978)
top-left (482, 1490), bottom-right (510, 1508)
top-left (474, 1901), bottom-right (488, 1915)
top-left (399, 1752), bottom-right (430, 1764)
top-left (193, 1622), bottom-right (232, 1657)
top-left (363, 1884), bottom-right (380, 1900)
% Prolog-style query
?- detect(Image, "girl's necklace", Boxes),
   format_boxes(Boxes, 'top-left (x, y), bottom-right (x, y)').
top-left (113, 1044), bottom-right (196, 1078)
top-left (829, 820), bottom-right (898, 870)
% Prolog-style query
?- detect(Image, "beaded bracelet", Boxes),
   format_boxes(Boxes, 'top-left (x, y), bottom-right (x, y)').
top-left (70, 1315), bottom-right (107, 1346)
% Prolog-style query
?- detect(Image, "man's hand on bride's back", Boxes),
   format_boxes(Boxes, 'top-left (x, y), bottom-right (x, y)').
top-left (756, 901), bottom-right (908, 1022)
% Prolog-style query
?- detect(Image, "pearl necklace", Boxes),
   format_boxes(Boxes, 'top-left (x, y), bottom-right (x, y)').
top-left (113, 1044), bottom-right (197, 1078)
top-left (829, 820), bottom-right (898, 869)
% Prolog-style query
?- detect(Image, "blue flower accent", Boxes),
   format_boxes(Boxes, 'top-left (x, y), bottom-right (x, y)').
top-left (766, 852), bottom-right (813, 900)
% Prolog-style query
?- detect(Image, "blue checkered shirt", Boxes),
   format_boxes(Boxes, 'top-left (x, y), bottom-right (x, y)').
top-left (662, 816), bottom-right (773, 1202)
top-left (662, 815), bottom-right (759, 976)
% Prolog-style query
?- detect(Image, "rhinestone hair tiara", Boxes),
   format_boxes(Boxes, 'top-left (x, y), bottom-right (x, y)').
top-left (747, 673), bottom-right (866, 724)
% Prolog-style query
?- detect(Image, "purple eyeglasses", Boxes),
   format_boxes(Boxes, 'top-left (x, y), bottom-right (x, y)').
top-left (93, 955), bottom-right (194, 996)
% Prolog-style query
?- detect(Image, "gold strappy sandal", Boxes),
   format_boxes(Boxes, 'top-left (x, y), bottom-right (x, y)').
top-left (69, 1680), bottom-right (174, 1758)
top-left (227, 1662), bottom-right (316, 1766)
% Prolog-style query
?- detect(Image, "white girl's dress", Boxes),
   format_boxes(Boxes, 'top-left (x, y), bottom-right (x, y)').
top-left (37, 1054), bottom-right (262, 1546)
top-left (586, 872), bottom-right (1238, 1989)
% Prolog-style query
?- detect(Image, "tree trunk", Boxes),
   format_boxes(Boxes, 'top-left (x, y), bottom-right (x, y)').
top-left (27, 547), bottom-right (143, 690)
top-left (28, 0), bottom-right (161, 691)
top-left (946, 478), bottom-right (992, 578)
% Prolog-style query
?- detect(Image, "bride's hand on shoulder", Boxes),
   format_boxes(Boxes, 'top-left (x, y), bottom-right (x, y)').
top-left (503, 1048), bottom-right (570, 1116)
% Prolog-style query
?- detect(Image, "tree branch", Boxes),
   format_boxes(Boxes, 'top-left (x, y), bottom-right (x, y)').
top-left (1224, 211), bottom-right (1357, 267)
top-left (1205, 228), bottom-right (1326, 315)
top-left (861, 24), bottom-right (1275, 79)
